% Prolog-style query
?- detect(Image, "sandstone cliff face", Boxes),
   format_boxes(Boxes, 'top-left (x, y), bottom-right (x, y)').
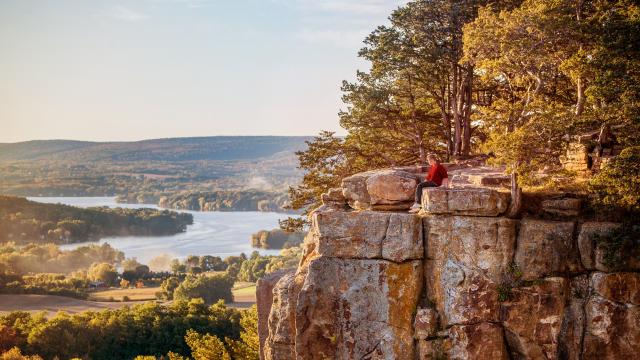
top-left (258, 169), bottom-right (638, 360)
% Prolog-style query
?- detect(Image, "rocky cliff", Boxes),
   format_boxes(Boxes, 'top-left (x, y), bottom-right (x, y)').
top-left (257, 169), bottom-right (639, 360)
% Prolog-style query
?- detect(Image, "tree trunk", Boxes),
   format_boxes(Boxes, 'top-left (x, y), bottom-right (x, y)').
top-left (505, 171), bottom-right (522, 218)
top-left (452, 66), bottom-right (462, 156)
top-left (575, 76), bottom-right (585, 116)
top-left (462, 66), bottom-right (474, 156)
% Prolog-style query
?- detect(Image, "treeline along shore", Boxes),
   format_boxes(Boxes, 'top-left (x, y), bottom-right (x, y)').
top-left (0, 196), bottom-right (193, 244)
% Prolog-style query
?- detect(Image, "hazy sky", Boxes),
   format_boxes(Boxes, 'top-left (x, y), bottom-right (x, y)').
top-left (0, 0), bottom-right (409, 143)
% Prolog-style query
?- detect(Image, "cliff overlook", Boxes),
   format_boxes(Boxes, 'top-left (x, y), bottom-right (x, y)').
top-left (257, 168), bottom-right (638, 360)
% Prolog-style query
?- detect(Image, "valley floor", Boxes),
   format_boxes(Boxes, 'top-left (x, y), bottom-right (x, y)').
top-left (0, 284), bottom-right (257, 317)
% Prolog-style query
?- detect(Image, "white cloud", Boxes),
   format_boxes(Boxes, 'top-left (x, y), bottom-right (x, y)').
top-left (109, 5), bottom-right (150, 22)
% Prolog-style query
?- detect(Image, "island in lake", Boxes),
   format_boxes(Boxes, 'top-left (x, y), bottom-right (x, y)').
top-left (0, 196), bottom-right (193, 244)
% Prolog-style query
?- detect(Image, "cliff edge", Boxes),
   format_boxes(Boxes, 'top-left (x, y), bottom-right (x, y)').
top-left (257, 168), bottom-right (639, 360)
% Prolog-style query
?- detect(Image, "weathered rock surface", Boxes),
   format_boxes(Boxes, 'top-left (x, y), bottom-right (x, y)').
top-left (366, 169), bottom-right (418, 205)
top-left (320, 187), bottom-right (347, 209)
top-left (416, 338), bottom-right (447, 360)
top-left (591, 272), bottom-right (640, 305)
top-left (514, 219), bottom-right (582, 280)
top-left (501, 277), bottom-right (568, 359)
top-left (264, 272), bottom-right (299, 360)
top-left (311, 210), bottom-right (423, 262)
top-left (421, 187), bottom-right (510, 216)
top-left (256, 268), bottom-right (295, 360)
top-left (577, 222), bottom-right (639, 272)
top-left (295, 257), bottom-right (422, 360)
top-left (583, 295), bottom-right (640, 359)
top-left (341, 171), bottom-right (374, 210)
top-left (577, 222), bottom-right (620, 270)
top-left (425, 259), bottom-right (501, 326)
top-left (448, 323), bottom-right (509, 360)
top-left (541, 198), bottom-right (582, 217)
top-left (425, 216), bottom-right (516, 279)
top-left (558, 275), bottom-right (589, 360)
top-left (260, 169), bottom-right (640, 360)
top-left (414, 307), bottom-right (439, 340)
top-left (342, 169), bottom-right (419, 210)
top-left (424, 216), bottom-right (516, 327)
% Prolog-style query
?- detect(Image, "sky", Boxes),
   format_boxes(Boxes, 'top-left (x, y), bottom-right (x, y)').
top-left (0, 0), bottom-right (409, 143)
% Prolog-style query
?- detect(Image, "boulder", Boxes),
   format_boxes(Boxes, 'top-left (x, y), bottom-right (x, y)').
top-left (295, 257), bottom-right (423, 360)
top-left (341, 169), bottom-right (419, 210)
top-left (500, 277), bottom-right (569, 360)
top-left (341, 171), bottom-right (373, 210)
top-left (583, 295), bottom-right (640, 359)
top-left (365, 169), bottom-right (418, 205)
top-left (311, 210), bottom-right (423, 262)
top-left (421, 187), bottom-right (510, 216)
top-left (514, 219), bottom-right (582, 280)
top-left (591, 272), bottom-right (640, 305)
top-left (414, 307), bottom-right (439, 340)
top-left (448, 323), bottom-right (509, 360)
top-left (257, 268), bottom-right (295, 360)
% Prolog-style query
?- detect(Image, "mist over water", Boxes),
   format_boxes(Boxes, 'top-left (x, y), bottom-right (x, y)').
top-left (29, 197), bottom-right (283, 264)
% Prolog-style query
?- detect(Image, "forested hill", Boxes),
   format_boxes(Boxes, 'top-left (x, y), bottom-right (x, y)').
top-left (0, 136), bottom-right (312, 162)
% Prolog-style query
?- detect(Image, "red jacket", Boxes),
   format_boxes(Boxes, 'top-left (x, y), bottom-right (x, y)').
top-left (427, 163), bottom-right (448, 186)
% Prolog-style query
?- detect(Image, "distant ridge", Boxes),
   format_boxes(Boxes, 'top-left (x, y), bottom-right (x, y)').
top-left (0, 136), bottom-right (312, 162)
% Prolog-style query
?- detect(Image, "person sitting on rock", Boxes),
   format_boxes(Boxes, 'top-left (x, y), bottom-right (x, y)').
top-left (409, 154), bottom-right (449, 213)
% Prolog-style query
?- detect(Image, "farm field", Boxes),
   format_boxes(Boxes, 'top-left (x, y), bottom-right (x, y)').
top-left (0, 294), bottom-right (143, 317)
top-left (88, 287), bottom-right (159, 301)
top-left (0, 283), bottom-right (258, 316)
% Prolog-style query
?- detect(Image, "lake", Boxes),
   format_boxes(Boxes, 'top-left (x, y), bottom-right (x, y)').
top-left (29, 197), bottom-right (284, 264)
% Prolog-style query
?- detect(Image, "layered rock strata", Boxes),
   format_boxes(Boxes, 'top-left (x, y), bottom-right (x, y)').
top-left (258, 169), bottom-right (638, 360)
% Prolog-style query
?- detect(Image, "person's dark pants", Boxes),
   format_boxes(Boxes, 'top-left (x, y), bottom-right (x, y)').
top-left (415, 181), bottom-right (438, 204)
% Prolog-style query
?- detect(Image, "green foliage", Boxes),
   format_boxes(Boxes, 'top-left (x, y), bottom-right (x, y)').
top-left (173, 274), bottom-right (234, 305)
top-left (0, 347), bottom-right (43, 360)
top-left (251, 229), bottom-right (305, 250)
top-left (590, 223), bottom-right (640, 270)
top-left (497, 284), bottom-right (514, 302)
top-left (184, 329), bottom-right (231, 360)
top-left (225, 306), bottom-right (260, 360)
top-left (156, 276), bottom-right (181, 300)
top-left (87, 263), bottom-right (117, 287)
top-left (464, 0), bottom-right (640, 182)
top-left (0, 300), bottom-right (243, 359)
top-left (0, 273), bottom-right (88, 299)
top-left (0, 242), bottom-right (123, 275)
top-left (589, 146), bottom-right (640, 212)
top-left (286, 1), bottom-right (522, 215)
top-left (237, 252), bottom-right (270, 283)
top-left (586, 1), bottom-right (640, 147)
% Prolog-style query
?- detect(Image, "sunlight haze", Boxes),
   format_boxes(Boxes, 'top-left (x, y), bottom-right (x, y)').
top-left (0, 0), bottom-right (408, 142)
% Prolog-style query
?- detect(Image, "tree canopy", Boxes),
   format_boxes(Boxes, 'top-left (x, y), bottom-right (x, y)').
top-left (285, 0), bottom-right (640, 221)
